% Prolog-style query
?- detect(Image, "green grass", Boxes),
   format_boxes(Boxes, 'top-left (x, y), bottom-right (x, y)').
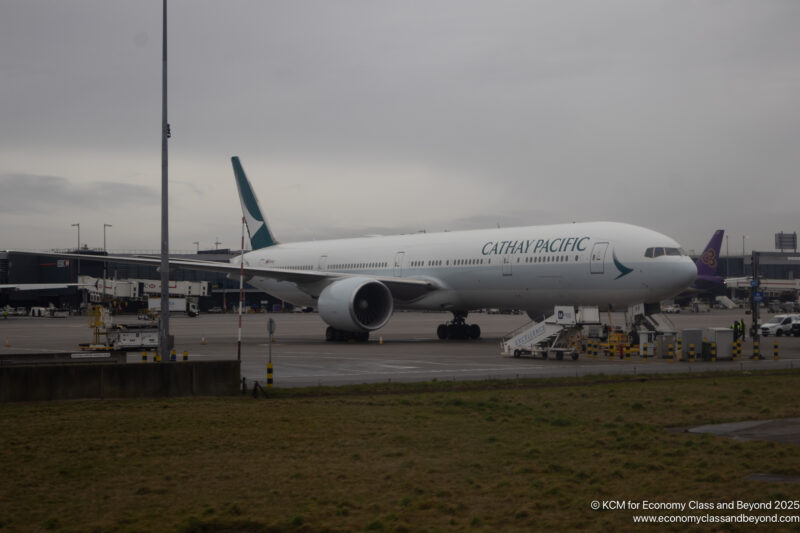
top-left (2, 371), bottom-right (800, 532)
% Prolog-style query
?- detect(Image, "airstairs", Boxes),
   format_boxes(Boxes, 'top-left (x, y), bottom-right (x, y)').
top-left (625, 304), bottom-right (676, 334)
top-left (715, 296), bottom-right (737, 310)
top-left (642, 313), bottom-right (677, 334)
top-left (501, 306), bottom-right (600, 359)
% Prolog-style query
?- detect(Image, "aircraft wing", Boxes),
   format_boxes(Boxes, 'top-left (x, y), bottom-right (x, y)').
top-left (6, 251), bottom-right (438, 301)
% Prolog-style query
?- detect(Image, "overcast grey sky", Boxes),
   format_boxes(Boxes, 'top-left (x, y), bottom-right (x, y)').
top-left (1, 1), bottom-right (798, 254)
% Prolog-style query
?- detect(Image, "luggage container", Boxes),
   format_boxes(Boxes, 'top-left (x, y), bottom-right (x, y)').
top-left (680, 329), bottom-right (703, 361)
top-left (704, 327), bottom-right (734, 360)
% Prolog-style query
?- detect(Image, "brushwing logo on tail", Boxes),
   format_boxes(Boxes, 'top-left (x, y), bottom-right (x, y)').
top-left (612, 250), bottom-right (633, 279)
top-left (232, 157), bottom-right (277, 249)
top-left (241, 201), bottom-right (266, 240)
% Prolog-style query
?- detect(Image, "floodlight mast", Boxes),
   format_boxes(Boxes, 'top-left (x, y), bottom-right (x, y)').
top-left (159, 0), bottom-right (170, 360)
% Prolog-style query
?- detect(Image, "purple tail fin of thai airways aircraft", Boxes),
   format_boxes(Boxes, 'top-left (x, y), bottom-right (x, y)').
top-left (690, 229), bottom-right (725, 291)
top-left (696, 230), bottom-right (724, 278)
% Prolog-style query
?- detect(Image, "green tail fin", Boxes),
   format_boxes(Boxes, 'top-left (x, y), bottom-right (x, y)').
top-left (231, 156), bottom-right (278, 249)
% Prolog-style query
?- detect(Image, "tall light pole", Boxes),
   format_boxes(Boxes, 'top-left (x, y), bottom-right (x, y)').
top-left (159, 0), bottom-right (170, 360)
top-left (71, 223), bottom-right (81, 297)
top-left (71, 223), bottom-right (80, 250)
top-left (103, 224), bottom-right (112, 252)
top-left (725, 234), bottom-right (729, 277)
top-left (103, 224), bottom-right (112, 304)
top-left (742, 235), bottom-right (748, 276)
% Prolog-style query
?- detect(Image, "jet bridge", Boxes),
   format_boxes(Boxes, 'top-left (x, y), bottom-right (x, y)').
top-left (501, 306), bottom-right (600, 359)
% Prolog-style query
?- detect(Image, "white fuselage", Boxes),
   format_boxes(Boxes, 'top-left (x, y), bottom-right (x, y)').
top-left (234, 221), bottom-right (697, 315)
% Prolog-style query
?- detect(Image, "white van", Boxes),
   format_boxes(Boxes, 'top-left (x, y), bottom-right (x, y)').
top-left (761, 314), bottom-right (799, 337)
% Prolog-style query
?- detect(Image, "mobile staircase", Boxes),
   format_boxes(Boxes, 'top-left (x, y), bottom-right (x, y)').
top-left (623, 303), bottom-right (678, 358)
top-left (501, 306), bottom-right (600, 360)
top-left (625, 303), bottom-right (677, 335)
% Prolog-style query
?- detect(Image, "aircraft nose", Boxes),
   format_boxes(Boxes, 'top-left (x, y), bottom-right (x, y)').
top-left (676, 258), bottom-right (698, 288)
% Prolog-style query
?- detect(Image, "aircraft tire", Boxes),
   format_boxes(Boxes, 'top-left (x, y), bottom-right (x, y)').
top-left (469, 324), bottom-right (481, 339)
top-left (513, 349), bottom-right (521, 358)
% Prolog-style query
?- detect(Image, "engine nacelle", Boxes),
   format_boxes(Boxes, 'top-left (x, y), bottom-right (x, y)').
top-left (318, 277), bottom-right (394, 332)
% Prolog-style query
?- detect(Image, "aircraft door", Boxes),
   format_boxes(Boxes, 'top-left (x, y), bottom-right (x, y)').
top-left (393, 252), bottom-right (405, 277)
top-left (318, 255), bottom-right (328, 271)
top-left (502, 254), bottom-right (512, 276)
top-left (590, 242), bottom-right (608, 274)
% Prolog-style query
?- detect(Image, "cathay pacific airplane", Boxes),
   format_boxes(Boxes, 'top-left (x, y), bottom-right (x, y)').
top-left (11, 157), bottom-right (697, 341)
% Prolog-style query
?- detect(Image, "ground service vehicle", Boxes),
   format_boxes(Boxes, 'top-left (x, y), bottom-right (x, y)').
top-left (761, 314), bottom-right (798, 337)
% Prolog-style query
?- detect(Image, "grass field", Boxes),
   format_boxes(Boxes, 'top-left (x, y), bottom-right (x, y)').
top-left (2, 371), bottom-right (800, 532)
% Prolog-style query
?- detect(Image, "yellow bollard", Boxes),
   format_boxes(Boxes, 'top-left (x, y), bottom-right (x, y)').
top-left (267, 362), bottom-right (274, 388)
top-left (774, 341), bottom-right (779, 361)
top-left (753, 339), bottom-right (761, 360)
top-left (711, 342), bottom-right (716, 362)
top-left (668, 343), bottom-right (674, 363)
top-left (677, 339), bottom-right (683, 360)
top-left (625, 344), bottom-right (630, 361)
top-left (689, 343), bottom-right (695, 363)
top-left (643, 342), bottom-right (648, 362)
top-left (379, 336), bottom-right (383, 345)
top-left (170, 349), bottom-right (176, 362)
top-left (183, 350), bottom-right (188, 361)
top-left (142, 351), bottom-right (147, 363)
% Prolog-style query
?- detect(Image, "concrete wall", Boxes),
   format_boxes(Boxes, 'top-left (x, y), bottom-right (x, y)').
top-left (0, 361), bottom-right (240, 402)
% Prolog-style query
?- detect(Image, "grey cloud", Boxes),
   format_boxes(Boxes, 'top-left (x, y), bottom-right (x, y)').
top-left (1, 1), bottom-right (799, 253)
top-left (0, 173), bottom-right (158, 213)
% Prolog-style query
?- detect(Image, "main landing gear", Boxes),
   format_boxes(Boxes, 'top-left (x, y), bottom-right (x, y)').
top-left (325, 326), bottom-right (369, 342)
top-left (436, 312), bottom-right (481, 340)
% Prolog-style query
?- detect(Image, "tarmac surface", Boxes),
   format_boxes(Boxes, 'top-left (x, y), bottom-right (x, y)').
top-left (4, 308), bottom-right (800, 446)
top-left (2, 308), bottom-right (799, 388)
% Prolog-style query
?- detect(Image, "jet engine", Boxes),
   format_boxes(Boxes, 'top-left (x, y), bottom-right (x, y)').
top-left (318, 277), bottom-right (394, 332)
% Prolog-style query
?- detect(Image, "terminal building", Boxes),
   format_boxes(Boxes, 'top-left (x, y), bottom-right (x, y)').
top-left (0, 249), bottom-right (287, 313)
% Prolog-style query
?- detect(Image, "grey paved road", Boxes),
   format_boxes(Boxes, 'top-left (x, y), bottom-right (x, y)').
top-left (2, 309), bottom-right (798, 387)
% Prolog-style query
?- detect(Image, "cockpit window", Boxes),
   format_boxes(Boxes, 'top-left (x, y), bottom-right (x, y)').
top-left (644, 247), bottom-right (687, 258)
